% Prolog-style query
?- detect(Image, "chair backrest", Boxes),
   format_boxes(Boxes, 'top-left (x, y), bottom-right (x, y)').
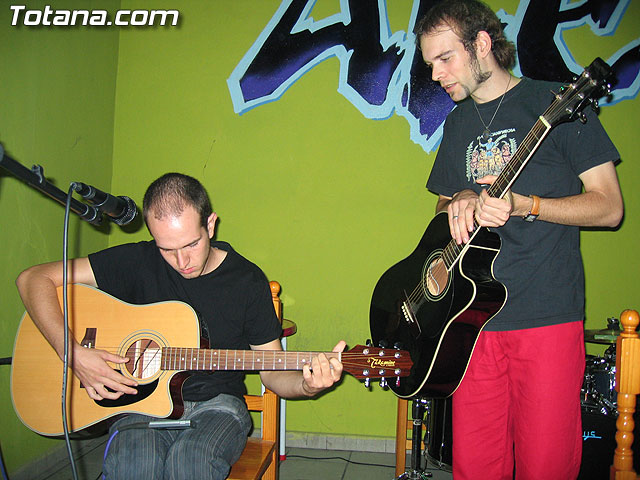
top-left (610, 309), bottom-right (640, 480)
top-left (395, 397), bottom-right (428, 477)
top-left (227, 281), bottom-right (282, 480)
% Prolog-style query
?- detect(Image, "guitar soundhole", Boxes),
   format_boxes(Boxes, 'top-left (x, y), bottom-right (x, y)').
top-left (123, 338), bottom-right (162, 381)
top-left (424, 253), bottom-right (450, 300)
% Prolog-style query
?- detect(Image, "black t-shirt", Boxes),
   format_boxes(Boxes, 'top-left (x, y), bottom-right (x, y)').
top-left (427, 77), bottom-right (619, 331)
top-left (88, 240), bottom-right (283, 400)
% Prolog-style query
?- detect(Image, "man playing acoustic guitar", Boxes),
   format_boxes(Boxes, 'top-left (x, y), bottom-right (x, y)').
top-left (16, 172), bottom-right (346, 479)
top-left (417, 1), bottom-right (623, 478)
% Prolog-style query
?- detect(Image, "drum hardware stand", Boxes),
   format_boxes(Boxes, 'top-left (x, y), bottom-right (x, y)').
top-left (600, 343), bottom-right (618, 414)
top-left (583, 317), bottom-right (620, 416)
top-left (395, 397), bottom-right (433, 480)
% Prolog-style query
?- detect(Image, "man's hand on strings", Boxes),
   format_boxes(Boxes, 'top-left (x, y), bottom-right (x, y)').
top-left (447, 189), bottom-right (480, 245)
top-left (72, 344), bottom-right (138, 401)
top-left (474, 175), bottom-right (513, 228)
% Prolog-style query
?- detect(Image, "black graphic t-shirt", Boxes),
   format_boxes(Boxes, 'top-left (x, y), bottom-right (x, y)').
top-left (427, 77), bottom-right (619, 331)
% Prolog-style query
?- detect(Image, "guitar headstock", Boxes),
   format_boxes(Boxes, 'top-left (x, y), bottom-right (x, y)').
top-left (544, 57), bottom-right (612, 127)
top-left (342, 345), bottom-right (413, 386)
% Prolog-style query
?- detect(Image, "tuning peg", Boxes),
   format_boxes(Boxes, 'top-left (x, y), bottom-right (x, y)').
top-left (379, 377), bottom-right (387, 388)
top-left (365, 339), bottom-right (372, 347)
top-left (577, 111), bottom-right (587, 124)
top-left (393, 341), bottom-right (403, 350)
top-left (363, 368), bottom-right (372, 389)
top-left (377, 339), bottom-right (388, 348)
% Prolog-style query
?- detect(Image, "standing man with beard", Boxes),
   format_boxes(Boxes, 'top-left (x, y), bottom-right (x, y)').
top-left (415, 1), bottom-right (623, 478)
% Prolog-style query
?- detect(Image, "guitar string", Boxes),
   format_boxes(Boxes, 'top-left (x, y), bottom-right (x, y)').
top-left (485, 74), bottom-right (596, 198)
top-left (402, 77), bottom-right (595, 308)
top-left (487, 121), bottom-right (547, 198)
top-left (403, 119), bottom-right (541, 306)
top-left (80, 347), bottom-right (410, 379)
top-left (494, 73), bottom-right (598, 197)
top-left (77, 347), bottom-right (403, 362)
top-left (130, 339), bottom-right (154, 376)
top-left (78, 348), bottom-right (400, 357)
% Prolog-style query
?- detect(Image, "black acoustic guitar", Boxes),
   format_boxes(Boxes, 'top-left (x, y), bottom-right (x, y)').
top-left (370, 58), bottom-right (613, 399)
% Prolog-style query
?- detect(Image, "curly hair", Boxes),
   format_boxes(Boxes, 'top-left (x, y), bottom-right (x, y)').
top-left (143, 172), bottom-right (213, 228)
top-left (415, 0), bottom-right (516, 71)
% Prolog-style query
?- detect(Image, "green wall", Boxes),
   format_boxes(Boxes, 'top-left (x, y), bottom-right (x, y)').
top-left (1, 0), bottom-right (638, 474)
top-left (107, 0), bottom-right (434, 441)
top-left (0, 0), bottom-right (121, 473)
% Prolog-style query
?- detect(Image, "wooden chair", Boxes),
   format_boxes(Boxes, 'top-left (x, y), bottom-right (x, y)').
top-left (610, 309), bottom-right (640, 480)
top-left (395, 397), bottom-right (426, 477)
top-left (228, 281), bottom-right (282, 480)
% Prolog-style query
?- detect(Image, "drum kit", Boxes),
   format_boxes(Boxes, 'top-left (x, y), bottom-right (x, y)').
top-left (581, 317), bottom-right (620, 416)
top-left (578, 317), bottom-right (640, 480)
top-left (394, 317), bottom-right (630, 480)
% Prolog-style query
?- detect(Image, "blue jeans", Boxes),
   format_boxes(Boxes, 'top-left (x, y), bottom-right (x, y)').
top-left (103, 394), bottom-right (251, 480)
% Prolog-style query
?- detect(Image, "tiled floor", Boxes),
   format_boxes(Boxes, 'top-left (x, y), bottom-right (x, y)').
top-left (12, 435), bottom-right (453, 480)
top-left (280, 448), bottom-right (452, 480)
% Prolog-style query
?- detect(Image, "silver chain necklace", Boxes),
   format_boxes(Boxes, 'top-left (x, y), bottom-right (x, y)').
top-left (474, 75), bottom-right (511, 141)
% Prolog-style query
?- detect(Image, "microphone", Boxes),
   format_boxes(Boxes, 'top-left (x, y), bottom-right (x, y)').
top-left (72, 182), bottom-right (138, 226)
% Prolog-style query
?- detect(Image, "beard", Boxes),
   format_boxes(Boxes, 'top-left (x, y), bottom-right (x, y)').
top-left (469, 50), bottom-right (491, 85)
top-left (457, 50), bottom-right (491, 101)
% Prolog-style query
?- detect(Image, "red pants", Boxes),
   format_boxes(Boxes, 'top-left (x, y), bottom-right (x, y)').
top-left (452, 321), bottom-right (585, 480)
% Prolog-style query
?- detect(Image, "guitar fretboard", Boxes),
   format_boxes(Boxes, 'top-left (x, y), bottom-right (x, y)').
top-left (441, 116), bottom-right (552, 271)
top-left (161, 348), bottom-right (341, 371)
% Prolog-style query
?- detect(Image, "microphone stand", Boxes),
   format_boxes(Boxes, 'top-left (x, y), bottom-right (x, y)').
top-left (0, 146), bottom-right (103, 225)
top-left (396, 397), bottom-right (432, 479)
top-left (1, 145), bottom-right (116, 480)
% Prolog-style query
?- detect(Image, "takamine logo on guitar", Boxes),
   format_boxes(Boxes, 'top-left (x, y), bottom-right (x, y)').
top-left (368, 357), bottom-right (398, 369)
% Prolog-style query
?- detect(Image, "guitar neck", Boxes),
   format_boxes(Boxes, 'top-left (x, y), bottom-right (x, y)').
top-left (486, 116), bottom-right (552, 199)
top-left (441, 116), bottom-right (552, 270)
top-left (485, 57), bottom-right (613, 200)
top-left (161, 348), bottom-right (340, 372)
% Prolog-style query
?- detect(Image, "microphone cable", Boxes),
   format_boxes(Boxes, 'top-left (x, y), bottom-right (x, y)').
top-left (61, 183), bottom-right (80, 480)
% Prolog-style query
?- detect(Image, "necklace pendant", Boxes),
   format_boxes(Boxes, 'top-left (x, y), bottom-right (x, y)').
top-left (482, 128), bottom-right (491, 141)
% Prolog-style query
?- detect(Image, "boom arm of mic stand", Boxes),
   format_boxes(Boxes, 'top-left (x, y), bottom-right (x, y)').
top-left (0, 148), bottom-right (103, 225)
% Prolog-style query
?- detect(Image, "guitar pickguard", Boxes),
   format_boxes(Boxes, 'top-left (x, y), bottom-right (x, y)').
top-left (96, 377), bottom-right (159, 408)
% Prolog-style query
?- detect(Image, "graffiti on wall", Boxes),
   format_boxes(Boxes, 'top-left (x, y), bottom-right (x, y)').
top-left (227, 0), bottom-right (639, 152)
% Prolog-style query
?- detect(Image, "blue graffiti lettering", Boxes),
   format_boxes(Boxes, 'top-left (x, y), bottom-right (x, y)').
top-left (228, 0), bottom-right (640, 152)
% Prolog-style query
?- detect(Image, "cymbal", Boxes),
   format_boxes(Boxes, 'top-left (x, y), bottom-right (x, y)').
top-left (584, 327), bottom-right (620, 344)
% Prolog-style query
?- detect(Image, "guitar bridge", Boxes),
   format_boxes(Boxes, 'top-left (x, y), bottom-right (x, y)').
top-left (401, 294), bottom-right (421, 338)
top-left (79, 328), bottom-right (97, 391)
top-left (81, 328), bottom-right (97, 349)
